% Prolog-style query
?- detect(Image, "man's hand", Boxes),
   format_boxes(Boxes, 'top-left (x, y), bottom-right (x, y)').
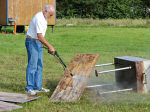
top-left (37, 33), bottom-right (55, 53)
top-left (48, 46), bottom-right (55, 54)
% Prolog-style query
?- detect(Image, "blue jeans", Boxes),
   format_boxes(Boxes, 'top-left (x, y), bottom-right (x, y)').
top-left (25, 38), bottom-right (43, 91)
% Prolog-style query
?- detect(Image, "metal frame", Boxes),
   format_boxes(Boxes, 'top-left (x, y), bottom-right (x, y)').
top-left (96, 66), bottom-right (132, 74)
top-left (86, 84), bottom-right (113, 88)
top-left (98, 88), bottom-right (133, 95)
top-left (95, 63), bottom-right (114, 67)
top-left (89, 62), bottom-right (134, 94)
top-left (95, 62), bottom-right (132, 75)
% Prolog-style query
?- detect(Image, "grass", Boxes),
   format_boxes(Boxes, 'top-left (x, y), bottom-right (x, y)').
top-left (57, 18), bottom-right (150, 27)
top-left (1, 24), bottom-right (150, 111)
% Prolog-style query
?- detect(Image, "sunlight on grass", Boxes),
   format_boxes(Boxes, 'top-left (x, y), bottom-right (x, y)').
top-left (0, 26), bottom-right (150, 111)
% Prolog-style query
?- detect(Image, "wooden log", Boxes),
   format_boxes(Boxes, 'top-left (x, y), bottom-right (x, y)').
top-left (0, 92), bottom-right (40, 103)
top-left (137, 60), bottom-right (150, 93)
top-left (0, 101), bottom-right (22, 111)
top-left (50, 54), bottom-right (100, 102)
top-left (135, 61), bottom-right (145, 93)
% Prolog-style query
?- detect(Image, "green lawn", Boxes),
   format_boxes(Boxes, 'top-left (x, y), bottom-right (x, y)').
top-left (1, 26), bottom-right (150, 112)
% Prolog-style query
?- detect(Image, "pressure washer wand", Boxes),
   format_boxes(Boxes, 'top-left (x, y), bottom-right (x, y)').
top-left (42, 46), bottom-right (74, 76)
top-left (54, 51), bottom-right (74, 76)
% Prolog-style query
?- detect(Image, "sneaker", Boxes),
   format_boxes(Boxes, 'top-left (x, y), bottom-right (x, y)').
top-left (35, 88), bottom-right (50, 93)
top-left (26, 89), bottom-right (37, 95)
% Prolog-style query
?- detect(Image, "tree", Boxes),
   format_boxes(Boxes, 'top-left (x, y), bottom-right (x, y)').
top-left (56, 0), bottom-right (150, 19)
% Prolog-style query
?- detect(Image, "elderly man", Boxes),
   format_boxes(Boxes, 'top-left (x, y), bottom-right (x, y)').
top-left (25, 5), bottom-right (55, 95)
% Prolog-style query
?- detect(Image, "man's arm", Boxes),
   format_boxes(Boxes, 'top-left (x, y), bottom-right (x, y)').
top-left (37, 33), bottom-right (55, 53)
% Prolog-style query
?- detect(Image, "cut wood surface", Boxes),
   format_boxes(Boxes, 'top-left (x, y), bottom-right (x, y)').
top-left (50, 54), bottom-right (100, 102)
top-left (0, 92), bottom-right (40, 103)
top-left (0, 101), bottom-right (22, 112)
